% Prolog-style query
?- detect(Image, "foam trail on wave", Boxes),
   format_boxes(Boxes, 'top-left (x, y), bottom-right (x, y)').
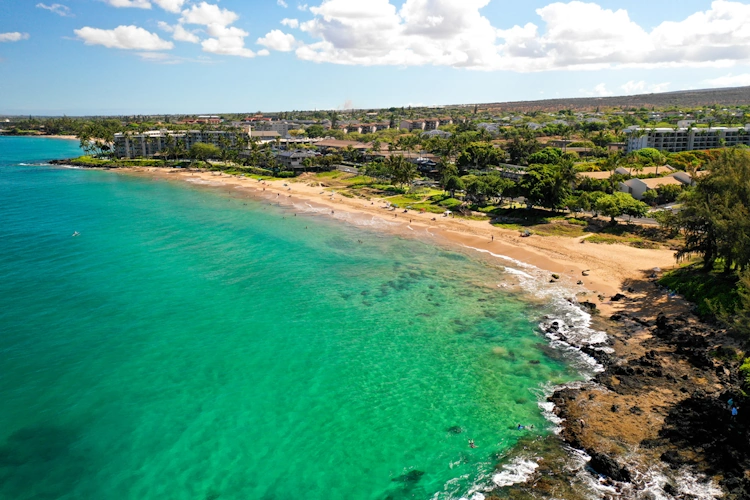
top-left (461, 244), bottom-right (608, 373)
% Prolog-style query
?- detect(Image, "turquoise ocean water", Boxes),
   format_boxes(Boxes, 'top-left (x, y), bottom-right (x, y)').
top-left (0, 137), bottom-right (585, 499)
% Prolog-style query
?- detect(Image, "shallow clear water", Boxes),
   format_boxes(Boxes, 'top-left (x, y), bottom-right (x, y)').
top-left (0, 137), bottom-right (583, 499)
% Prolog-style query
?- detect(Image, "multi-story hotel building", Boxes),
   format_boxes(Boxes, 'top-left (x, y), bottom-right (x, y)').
top-left (112, 129), bottom-right (283, 158)
top-left (626, 126), bottom-right (750, 153)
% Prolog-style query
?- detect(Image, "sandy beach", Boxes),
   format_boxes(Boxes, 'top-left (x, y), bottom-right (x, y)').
top-left (123, 167), bottom-right (678, 306)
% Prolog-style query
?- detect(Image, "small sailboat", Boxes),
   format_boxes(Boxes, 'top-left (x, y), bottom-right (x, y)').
top-left (72, 231), bottom-right (80, 237)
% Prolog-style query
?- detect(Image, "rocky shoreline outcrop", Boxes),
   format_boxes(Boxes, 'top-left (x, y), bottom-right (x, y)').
top-left (544, 294), bottom-right (749, 498)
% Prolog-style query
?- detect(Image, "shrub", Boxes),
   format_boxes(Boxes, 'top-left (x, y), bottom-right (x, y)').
top-left (740, 358), bottom-right (750, 393)
top-left (439, 198), bottom-right (463, 209)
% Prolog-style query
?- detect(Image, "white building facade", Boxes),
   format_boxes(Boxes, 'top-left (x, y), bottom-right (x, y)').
top-left (626, 126), bottom-right (750, 153)
top-left (114, 129), bottom-right (250, 158)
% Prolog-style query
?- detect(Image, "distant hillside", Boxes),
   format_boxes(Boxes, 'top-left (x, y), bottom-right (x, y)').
top-left (476, 86), bottom-right (750, 113)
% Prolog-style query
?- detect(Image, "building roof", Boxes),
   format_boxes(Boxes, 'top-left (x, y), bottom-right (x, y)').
top-left (250, 131), bottom-right (281, 138)
top-left (615, 165), bottom-right (675, 176)
top-left (315, 139), bottom-right (371, 149)
top-left (578, 171), bottom-right (613, 180)
top-left (628, 176), bottom-right (684, 189)
top-left (278, 151), bottom-right (317, 158)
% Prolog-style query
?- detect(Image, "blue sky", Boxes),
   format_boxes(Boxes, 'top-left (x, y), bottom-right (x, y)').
top-left (1, 0), bottom-right (750, 115)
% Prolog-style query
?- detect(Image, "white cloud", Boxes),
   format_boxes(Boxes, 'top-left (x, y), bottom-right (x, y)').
top-left (103, 0), bottom-right (186, 12)
top-left (277, 0), bottom-right (288, 7)
top-left (0, 32), bottom-right (30, 42)
top-left (103, 0), bottom-right (151, 9)
top-left (173, 24), bottom-right (200, 43)
top-left (202, 23), bottom-right (255, 57)
top-left (281, 18), bottom-right (299, 28)
top-left (289, 0), bottom-right (750, 72)
top-left (179, 3), bottom-right (259, 57)
top-left (595, 83), bottom-right (612, 96)
top-left (258, 49), bottom-right (270, 56)
top-left (580, 83), bottom-right (612, 96)
top-left (621, 80), bottom-right (671, 94)
top-left (257, 30), bottom-right (296, 52)
top-left (298, 4), bottom-right (308, 11)
top-left (158, 21), bottom-right (200, 43)
top-left (153, 0), bottom-right (187, 13)
top-left (181, 2), bottom-right (238, 27)
top-left (74, 25), bottom-right (173, 50)
top-left (621, 80), bottom-right (647, 94)
top-left (704, 73), bottom-right (750, 87)
top-left (36, 3), bottom-right (73, 17)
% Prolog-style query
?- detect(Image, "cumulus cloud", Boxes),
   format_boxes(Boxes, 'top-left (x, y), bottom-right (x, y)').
top-left (102, 0), bottom-right (186, 11)
top-left (74, 25), bottom-right (173, 50)
top-left (277, 0), bottom-right (288, 7)
top-left (290, 0), bottom-right (750, 72)
top-left (103, 0), bottom-right (151, 9)
top-left (0, 32), bottom-right (30, 42)
top-left (36, 3), bottom-right (73, 16)
top-left (704, 73), bottom-right (750, 87)
top-left (202, 24), bottom-right (256, 57)
top-left (257, 30), bottom-right (296, 52)
top-left (281, 18), bottom-right (299, 28)
top-left (180, 2), bottom-right (238, 27)
top-left (153, 0), bottom-right (187, 13)
top-left (158, 21), bottom-right (200, 43)
top-left (179, 2), bottom-right (260, 57)
top-left (622, 80), bottom-right (671, 94)
top-left (580, 83), bottom-right (612, 96)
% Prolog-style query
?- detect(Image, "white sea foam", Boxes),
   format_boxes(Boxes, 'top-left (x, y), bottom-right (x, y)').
top-left (577, 460), bottom-right (724, 499)
top-left (462, 244), bottom-right (609, 375)
top-left (491, 457), bottom-right (540, 487)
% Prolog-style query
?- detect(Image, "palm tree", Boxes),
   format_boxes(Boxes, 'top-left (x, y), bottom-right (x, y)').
top-left (164, 134), bottom-right (176, 162)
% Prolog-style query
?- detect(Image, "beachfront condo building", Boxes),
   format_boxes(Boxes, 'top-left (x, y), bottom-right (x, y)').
top-left (625, 126), bottom-right (750, 153)
top-left (113, 129), bottom-right (281, 158)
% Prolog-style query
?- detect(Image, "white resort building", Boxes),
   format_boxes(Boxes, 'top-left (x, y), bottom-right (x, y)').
top-left (113, 129), bottom-right (282, 158)
top-left (626, 126), bottom-right (750, 153)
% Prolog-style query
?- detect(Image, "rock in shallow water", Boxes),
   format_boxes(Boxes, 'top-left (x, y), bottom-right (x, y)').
top-left (588, 451), bottom-right (632, 482)
top-left (391, 470), bottom-right (425, 483)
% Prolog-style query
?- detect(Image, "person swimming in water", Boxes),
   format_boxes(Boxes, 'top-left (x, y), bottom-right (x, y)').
top-left (468, 439), bottom-right (476, 448)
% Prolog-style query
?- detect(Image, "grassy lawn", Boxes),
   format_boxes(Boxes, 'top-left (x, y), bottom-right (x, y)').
top-left (584, 222), bottom-right (682, 249)
top-left (586, 233), bottom-right (658, 248)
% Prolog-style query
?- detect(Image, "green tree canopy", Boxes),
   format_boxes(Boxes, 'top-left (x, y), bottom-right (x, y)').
top-left (519, 164), bottom-right (571, 210)
top-left (666, 149), bottom-right (750, 270)
top-left (189, 142), bottom-right (221, 161)
top-left (527, 147), bottom-right (562, 165)
top-left (594, 192), bottom-right (649, 223)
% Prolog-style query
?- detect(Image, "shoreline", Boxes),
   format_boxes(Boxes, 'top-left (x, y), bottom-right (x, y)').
top-left (0, 134), bottom-right (79, 140)
top-left (117, 166), bottom-right (677, 306)
top-left (57, 164), bottom-right (740, 498)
